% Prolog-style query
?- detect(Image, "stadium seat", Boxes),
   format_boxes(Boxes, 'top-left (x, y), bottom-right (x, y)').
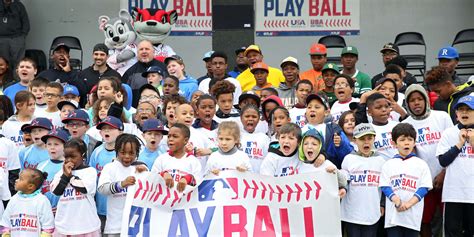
top-left (25, 49), bottom-right (48, 74)
top-left (452, 28), bottom-right (474, 75)
top-left (318, 35), bottom-right (346, 67)
top-left (48, 36), bottom-right (83, 70)
top-left (394, 32), bottom-right (426, 80)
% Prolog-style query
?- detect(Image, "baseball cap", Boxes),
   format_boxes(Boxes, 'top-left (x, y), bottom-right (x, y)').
top-left (21, 117), bottom-right (53, 133)
top-left (454, 95), bottom-right (474, 110)
top-left (306, 93), bottom-right (330, 109)
top-left (321, 63), bottom-right (340, 74)
top-left (62, 109), bottom-right (90, 124)
top-left (164, 55), bottom-right (184, 65)
top-left (238, 91), bottom-right (261, 106)
top-left (341, 46), bottom-right (359, 56)
top-left (309, 43), bottom-right (327, 55)
top-left (57, 100), bottom-right (79, 111)
top-left (235, 46), bottom-right (247, 55)
top-left (244, 45), bottom-right (262, 56)
top-left (53, 43), bottom-right (70, 53)
top-left (280, 56), bottom-right (299, 69)
top-left (41, 129), bottom-right (70, 144)
top-left (353, 123), bottom-right (376, 139)
top-left (93, 43), bottom-right (109, 55)
top-left (96, 116), bottom-right (124, 131)
top-left (202, 51), bottom-right (215, 61)
top-left (380, 43), bottom-right (399, 54)
top-left (139, 84), bottom-right (161, 98)
top-left (141, 66), bottom-right (165, 78)
top-left (142, 118), bottom-right (168, 134)
top-left (437, 46), bottom-right (459, 59)
top-left (63, 84), bottom-right (80, 96)
top-left (250, 62), bottom-right (269, 73)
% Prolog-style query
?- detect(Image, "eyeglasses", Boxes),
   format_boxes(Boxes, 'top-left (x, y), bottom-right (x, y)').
top-left (137, 108), bottom-right (154, 113)
top-left (334, 83), bottom-right (349, 88)
top-left (66, 122), bottom-right (86, 128)
top-left (43, 93), bottom-right (61, 98)
top-left (140, 95), bottom-right (160, 101)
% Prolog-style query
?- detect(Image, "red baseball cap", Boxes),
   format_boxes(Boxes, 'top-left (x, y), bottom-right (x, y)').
top-left (309, 43), bottom-right (327, 55)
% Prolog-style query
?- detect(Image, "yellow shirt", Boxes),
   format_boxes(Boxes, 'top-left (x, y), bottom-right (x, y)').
top-left (237, 66), bottom-right (285, 92)
top-left (300, 69), bottom-right (325, 93)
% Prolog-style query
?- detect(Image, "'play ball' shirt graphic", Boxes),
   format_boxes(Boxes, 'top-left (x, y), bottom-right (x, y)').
top-left (10, 213), bottom-right (39, 232)
top-left (244, 141), bottom-right (264, 159)
top-left (416, 127), bottom-right (442, 146)
top-left (349, 170), bottom-right (381, 187)
top-left (389, 173), bottom-right (419, 192)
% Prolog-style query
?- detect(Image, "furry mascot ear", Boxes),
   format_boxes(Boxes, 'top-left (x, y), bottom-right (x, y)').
top-left (98, 15), bottom-right (109, 31)
top-left (168, 10), bottom-right (178, 25)
top-left (118, 9), bottom-right (133, 22)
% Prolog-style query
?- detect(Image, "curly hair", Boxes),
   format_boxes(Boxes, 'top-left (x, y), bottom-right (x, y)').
top-left (210, 80), bottom-right (235, 100)
top-left (424, 66), bottom-right (452, 86)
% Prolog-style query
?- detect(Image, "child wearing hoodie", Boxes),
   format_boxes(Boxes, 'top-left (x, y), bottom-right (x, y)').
top-left (402, 84), bottom-right (453, 237)
top-left (165, 55), bottom-right (198, 102)
top-left (302, 93), bottom-right (353, 168)
top-left (276, 57), bottom-right (300, 109)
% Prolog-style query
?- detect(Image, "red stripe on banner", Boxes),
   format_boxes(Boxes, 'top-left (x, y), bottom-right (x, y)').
top-left (267, 184), bottom-right (275, 201)
top-left (171, 190), bottom-right (179, 207)
top-left (325, 19), bottom-right (328, 27)
top-left (294, 183), bottom-right (302, 202)
top-left (279, 209), bottom-right (291, 237)
top-left (243, 179), bottom-right (250, 198)
top-left (161, 187), bottom-right (170, 205)
top-left (303, 207), bottom-right (315, 236)
top-left (349, 19), bottom-right (352, 26)
top-left (147, 183), bottom-right (155, 201)
top-left (153, 183), bottom-right (163, 202)
top-left (134, 179), bottom-right (143, 199)
top-left (251, 180), bottom-right (258, 198)
top-left (186, 190), bottom-right (193, 202)
top-left (304, 182), bottom-right (312, 200)
top-left (276, 185), bottom-right (283, 202)
top-left (314, 181), bottom-right (321, 200)
top-left (260, 181), bottom-right (267, 199)
top-left (285, 185), bottom-right (293, 202)
top-left (141, 181), bottom-right (149, 200)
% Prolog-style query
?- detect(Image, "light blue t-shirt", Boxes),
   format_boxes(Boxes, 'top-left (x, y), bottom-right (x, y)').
top-left (19, 144), bottom-right (49, 170)
top-left (138, 147), bottom-right (162, 170)
top-left (89, 144), bottom-right (116, 216)
top-left (4, 82), bottom-right (28, 108)
top-left (37, 159), bottom-right (63, 209)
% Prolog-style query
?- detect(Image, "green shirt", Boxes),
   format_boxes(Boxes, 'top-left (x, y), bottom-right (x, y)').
top-left (342, 69), bottom-right (371, 97)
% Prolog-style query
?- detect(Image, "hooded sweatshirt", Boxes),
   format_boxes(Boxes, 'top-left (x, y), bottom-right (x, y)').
top-left (433, 80), bottom-right (474, 124)
top-left (178, 75), bottom-right (199, 102)
top-left (276, 82), bottom-right (297, 110)
top-left (403, 84), bottom-right (453, 179)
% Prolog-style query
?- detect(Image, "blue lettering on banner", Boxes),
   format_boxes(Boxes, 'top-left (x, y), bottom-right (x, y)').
top-left (128, 206), bottom-right (151, 236)
top-left (264, 0), bottom-right (304, 17)
top-left (190, 207), bottom-right (215, 236)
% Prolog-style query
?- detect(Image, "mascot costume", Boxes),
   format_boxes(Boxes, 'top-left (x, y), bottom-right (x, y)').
top-left (131, 7), bottom-right (177, 62)
top-left (98, 10), bottom-right (137, 75)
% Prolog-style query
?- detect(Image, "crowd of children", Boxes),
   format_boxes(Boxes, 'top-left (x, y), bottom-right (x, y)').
top-left (0, 43), bottom-right (472, 237)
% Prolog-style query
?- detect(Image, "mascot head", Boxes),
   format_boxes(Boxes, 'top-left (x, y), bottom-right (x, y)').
top-left (98, 10), bottom-right (137, 50)
top-left (132, 8), bottom-right (178, 45)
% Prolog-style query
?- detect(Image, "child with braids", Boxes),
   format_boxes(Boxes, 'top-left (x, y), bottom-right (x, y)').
top-left (0, 168), bottom-right (54, 236)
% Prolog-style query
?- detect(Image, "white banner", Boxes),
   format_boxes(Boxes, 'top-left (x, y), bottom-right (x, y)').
top-left (121, 170), bottom-right (342, 236)
top-left (121, 0), bottom-right (212, 36)
top-left (256, 0), bottom-right (360, 36)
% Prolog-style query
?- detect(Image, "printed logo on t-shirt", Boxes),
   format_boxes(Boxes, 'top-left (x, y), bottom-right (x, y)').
top-left (113, 187), bottom-right (128, 198)
top-left (41, 180), bottom-right (52, 194)
top-left (295, 115), bottom-right (306, 128)
top-left (374, 132), bottom-right (395, 151)
top-left (279, 166), bottom-right (298, 177)
top-left (9, 134), bottom-right (24, 147)
top-left (0, 157), bottom-right (6, 169)
top-left (390, 173), bottom-right (418, 192)
top-left (165, 169), bottom-right (192, 182)
top-left (459, 145), bottom-right (474, 158)
top-left (244, 141), bottom-right (264, 159)
top-left (23, 161), bottom-right (39, 169)
top-left (416, 127), bottom-right (441, 146)
top-left (349, 170), bottom-right (380, 187)
top-left (10, 213), bottom-right (39, 232)
top-left (61, 187), bottom-right (86, 201)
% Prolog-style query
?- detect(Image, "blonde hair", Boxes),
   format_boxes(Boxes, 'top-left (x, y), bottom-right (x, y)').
top-left (217, 121), bottom-right (241, 148)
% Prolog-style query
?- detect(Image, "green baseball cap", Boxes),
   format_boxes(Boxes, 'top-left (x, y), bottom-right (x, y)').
top-left (341, 46), bottom-right (359, 56)
top-left (322, 63), bottom-right (340, 73)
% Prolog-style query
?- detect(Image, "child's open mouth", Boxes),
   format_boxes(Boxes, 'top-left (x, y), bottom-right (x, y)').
top-left (363, 144), bottom-right (370, 150)
top-left (462, 115), bottom-right (469, 120)
top-left (141, 115), bottom-right (149, 120)
top-left (307, 151), bottom-right (314, 157)
top-left (104, 134), bottom-right (110, 139)
top-left (150, 140), bottom-right (156, 145)
top-left (282, 145), bottom-right (291, 153)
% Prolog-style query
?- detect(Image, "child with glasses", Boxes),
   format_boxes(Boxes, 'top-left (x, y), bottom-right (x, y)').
top-left (330, 74), bottom-right (359, 123)
top-left (34, 82), bottom-right (64, 128)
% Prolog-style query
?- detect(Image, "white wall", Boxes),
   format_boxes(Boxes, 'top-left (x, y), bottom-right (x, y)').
top-left (23, 0), bottom-right (473, 78)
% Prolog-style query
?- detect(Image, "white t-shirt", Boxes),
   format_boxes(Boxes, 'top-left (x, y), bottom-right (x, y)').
top-left (205, 149), bottom-right (252, 175)
top-left (198, 77), bottom-right (242, 105)
top-left (1, 117), bottom-right (32, 149)
top-left (0, 193), bottom-right (54, 237)
top-left (34, 110), bottom-right (62, 128)
top-left (403, 110), bottom-right (453, 179)
top-left (340, 153), bottom-right (386, 225)
top-left (151, 152), bottom-right (202, 185)
top-left (379, 157), bottom-right (432, 231)
top-left (0, 137), bottom-right (20, 172)
top-left (372, 121), bottom-right (399, 160)
top-left (51, 167), bottom-right (101, 235)
top-left (331, 98), bottom-right (359, 122)
top-left (98, 161), bottom-right (137, 234)
top-left (240, 130), bottom-right (270, 173)
top-left (289, 107), bottom-right (306, 128)
top-left (260, 151), bottom-right (302, 177)
top-left (435, 125), bottom-right (474, 203)
top-left (298, 160), bottom-right (336, 174)
top-left (86, 123), bottom-right (144, 143)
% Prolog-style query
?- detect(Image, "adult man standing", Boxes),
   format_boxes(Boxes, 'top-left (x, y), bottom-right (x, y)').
top-left (0, 0), bottom-right (29, 70)
top-left (76, 43), bottom-right (121, 107)
top-left (122, 40), bottom-right (166, 107)
top-left (196, 50), bottom-right (214, 85)
top-left (340, 46), bottom-right (371, 97)
top-left (300, 43), bottom-right (326, 93)
top-left (236, 45), bottom-right (284, 92)
top-left (198, 51), bottom-right (242, 105)
top-left (437, 46), bottom-right (466, 86)
top-left (38, 43), bottom-right (86, 103)
top-left (277, 56), bottom-right (300, 109)
top-left (228, 46), bottom-right (248, 78)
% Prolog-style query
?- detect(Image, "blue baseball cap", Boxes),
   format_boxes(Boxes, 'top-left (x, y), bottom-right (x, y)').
top-left (96, 116), bottom-right (124, 131)
top-left (142, 118), bottom-right (168, 134)
top-left (63, 84), bottom-right (80, 96)
top-left (62, 109), bottom-right (90, 124)
top-left (141, 66), bottom-right (165, 78)
top-left (41, 129), bottom-right (70, 143)
top-left (437, 46), bottom-right (459, 60)
top-left (202, 51), bottom-right (215, 61)
top-left (21, 117), bottom-right (53, 133)
top-left (454, 95), bottom-right (474, 110)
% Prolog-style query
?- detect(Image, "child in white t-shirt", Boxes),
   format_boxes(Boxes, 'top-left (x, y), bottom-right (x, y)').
top-left (51, 138), bottom-right (101, 236)
top-left (268, 106), bottom-right (291, 141)
top-left (205, 121), bottom-right (252, 175)
top-left (98, 134), bottom-right (146, 236)
top-left (1, 91), bottom-right (35, 149)
top-left (34, 82), bottom-right (63, 128)
top-left (289, 80), bottom-right (312, 128)
top-left (0, 168), bottom-right (54, 237)
top-left (436, 95), bottom-right (474, 237)
top-left (239, 105), bottom-right (270, 173)
top-left (340, 124), bottom-right (386, 236)
top-left (380, 123), bottom-right (432, 236)
top-left (152, 123), bottom-right (202, 193)
top-left (331, 74), bottom-right (359, 122)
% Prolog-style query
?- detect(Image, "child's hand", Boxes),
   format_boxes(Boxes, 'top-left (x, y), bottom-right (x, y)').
top-left (360, 84), bottom-right (382, 103)
top-left (457, 129), bottom-right (468, 149)
top-left (163, 172), bottom-right (174, 189)
top-left (433, 169), bottom-right (446, 190)
top-left (195, 148), bottom-right (212, 157)
top-left (380, 207), bottom-right (385, 216)
top-left (135, 165), bottom-right (148, 173)
top-left (391, 195), bottom-right (402, 208)
top-left (211, 169), bottom-right (220, 175)
top-left (121, 176), bottom-right (136, 188)
top-left (114, 91), bottom-right (123, 104)
top-left (236, 165), bottom-right (248, 172)
top-left (63, 161), bottom-right (74, 177)
top-left (333, 133), bottom-right (341, 147)
top-left (325, 165), bottom-right (336, 174)
top-left (314, 154), bottom-right (326, 167)
top-left (396, 202), bottom-right (412, 212)
top-left (338, 188), bottom-right (346, 199)
top-left (177, 178), bottom-right (187, 192)
top-left (2, 232), bottom-right (11, 237)
top-left (185, 143), bottom-right (194, 153)
top-left (467, 128), bottom-right (474, 147)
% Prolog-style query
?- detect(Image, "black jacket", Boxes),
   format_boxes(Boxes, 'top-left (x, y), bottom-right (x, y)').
top-left (433, 81), bottom-right (474, 124)
top-left (38, 68), bottom-right (87, 105)
top-left (77, 65), bottom-right (121, 99)
top-left (0, 1), bottom-right (29, 37)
